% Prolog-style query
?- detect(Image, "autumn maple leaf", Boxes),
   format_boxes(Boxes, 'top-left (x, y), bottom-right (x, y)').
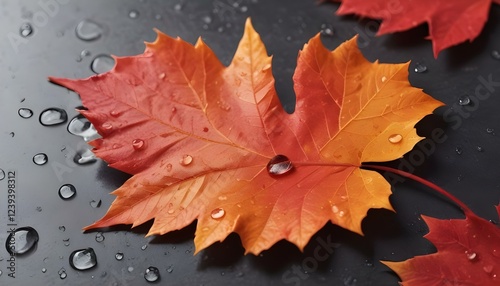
top-left (333, 0), bottom-right (500, 58)
top-left (49, 19), bottom-right (442, 254)
top-left (382, 205), bottom-right (500, 286)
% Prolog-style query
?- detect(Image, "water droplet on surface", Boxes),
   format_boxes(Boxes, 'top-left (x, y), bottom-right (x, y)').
top-left (18, 108), bottom-right (33, 118)
top-left (179, 155), bottom-right (193, 166)
top-left (155, 14), bottom-right (162, 20)
top-left (465, 251), bottom-right (476, 260)
top-left (202, 15), bottom-right (212, 24)
top-left (67, 115), bottom-right (100, 141)
top-left (132, 139), bottom-right (145, 150)
top-left (388, 134), bottom-right (403, 144)
top-left (36, 206), bottom-right (42, 212)
top-left (210, 208), bottom-right (225, 219)
top-left (266, 155), bottom-right (293, 176)
top-left (320, 23), bottom-right (334, 36)
top-left (69, 248), bottom-right (97, 270)
top-left (455, 146), bottom-right (463, 155)
top-left (58, 268), bottom-right (67, 279)
top-left (128, 266), bottom-right (134, 273)
top-left (477, 146), bottom-right (484, 152)
top-left (339, 211), bottom-right (345, 217)
top-left (144, 266), bottom-right (160, 282)
top-left (41, 268), bottom-right (47, 273)
top-left (74, 149), bottom-right (97, 165)
top-left (63, 238), bottom-right (70, 246)
top-left (39, 108), bottom-right (68, 126)
top-left (128, 10), bottom-right (139, 19)
top-left (9, 132), bottom-right (14, 137)
top-left (91, 54), bottom-right (115, 74)
top-left (58, 184), bottom-right (76, 200)
top-left (95, 232), bottom-right (105, 242)
top-left (33, 153), bottom-right (48, 165)
top-left (166, 265), bottom-right (174, 273)
top-left (174, 3), bottom-right (183, 11)
top-left (486, 128), bottom-right (495, 134)
top-left (0, 169), bottom-right (5, 181)
top-left (90, 199), bottom-right (101, 208)
top-left (141, 244), bottom-right (148, 250)
top-left (59, 225), bottom-right (66, 232)
top-left (115, 252), bottom-right (124, 261)
top-left (217, 26), bottom-right (224, 33)
top-left (75, 20), bottom-right (102, 41)
top-left (381, 76), bottom-right (387, 82)
top-left (20, 23), bottom-right (33, 37)
top-left (458, 95), bottom-right (471, 106)
top-left (414, 63), bottom-right (427, 73)
top-left (492, 50), bottom-right (500, 60)
top-left (5, 227), bottom-right (39, 255)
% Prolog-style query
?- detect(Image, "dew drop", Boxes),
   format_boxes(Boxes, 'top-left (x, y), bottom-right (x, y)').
top-left (179, 155), bottom-right (193, 166)
top-left (95, 232), bottom-right (105, 242)
top-left (74, 149), bottom-right (97, 165)
top-left (414, 63), bottom-right (427, 73)
top-left (115, 252), bottom-right (124, 261)
top-left (465, 251), bottom-right (477, 260)
top-left (75, 20), bottom-right (102, 41)
top-left (67, 115), bottom-right (100, 142)
top-left (91, 54), bottom-right (115, 74)
top-left (458, 95), bottom-right (471, 106)
top-left (58, 268), bottom-right (67, 279)
top-left (132, 139), bottom-right (145, 150)
top-left (20, 23), bottom-right (33, 37)
top-left (128, 10), bottom-right (139, 19)
top-left (128, 266), bottom-right (134, 273)
top-left (5, 227), bottom-right (39, 255)
top-left (210, 208), bottom-right (225, 219)
top-left (167, 209), bottom-right (175, 214)
top-left (9, 132), bottom-right (14, 137)
top-left (63, 238), bottom-right (70, 246)
top-left (144, 266), bottom-right (161, 283)
top-left (18, 108), bottom-right (33, 118)
top-left (69, 248), bottom-right (97, 271)
top-left (58, 184), bottom-right (76, 200)
top-left (166, 265), bottom-right (174, 273)
top-left (388, 134), bottom-right (403, 144)
top-left (110, 110), bottom-right (120, 117)
top-left (40, 108), bottom-right (68, 126)
top-left (266, 155), bottom-right (293, 176)
top-left (90, 199), bottom-right (101, 208)
top-left (492, 50), bottom-right (500, 60)
top-left (33, 153), bottom-right (48, 165)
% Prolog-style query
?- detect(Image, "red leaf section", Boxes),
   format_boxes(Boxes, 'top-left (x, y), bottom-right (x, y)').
top-left (335, 0), bottom-right (499, 58)
top-left (383, 207), bottom-right (500, 286)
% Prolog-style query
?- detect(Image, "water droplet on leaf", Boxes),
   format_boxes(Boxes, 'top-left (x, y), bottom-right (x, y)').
top-left (388, 134), bottom-right (403, 144)
top-left (132, 139), bottom-right (145, 150)
top-left (210, 208), bottom-right (225, 219)
top-left (179, 155), bottom-right (193, 166)
top-left (69, 248), bottom-right (97, 270)
top-left (465, 251), bottom-right (477, 260)
top-left (266, 155), bottom-right (293, 176)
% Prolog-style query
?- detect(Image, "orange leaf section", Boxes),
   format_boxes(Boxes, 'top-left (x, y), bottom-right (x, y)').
top-left (335, 0), bottom-right (498, 58)
top-left (49, 19), bottom-right (443, 254)
top-left (382, 207), bottom-right (500, 286)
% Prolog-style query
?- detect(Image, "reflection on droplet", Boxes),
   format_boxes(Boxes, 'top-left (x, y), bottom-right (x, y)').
top-left (465, 251), bottom-right (477, 260)
top-left (141, 244), bottom-right (148, 251)
top-left (414, 63), bottom-right (427, 73)
top-left (58, 184), bottom-right (76, 200)
top-left (91, 54), bottom-right (115, 74)
top-left (75, 20), bottom-right (102, 41)
top-left (144, 266), bottom-right (160, 283)
top-left (458, 95), bottom-right (471, 106)
top-left (63, 238), bottom-right (70, 246)
top-left (332, 205), bottom-right (339, 214)
top-left (128, 10), bottom-right (139, 19)
top-left (388, 134), bottom-right (403, 144)
top-left (128, 266), bottom-right (134, 273)
top-left (20, 23), bottom-right (33, 37)
top-left (266, 155), bottom-right (293, 176)
top-left (69, 248), bottom-right (97, 270)
top-left (166, 265), bottom-right (174, 273)
top-left (210, 208), bottom-right (225, 219)
top-left (40, 108), bottom-right (68, 126)
top-left (41, 268), bottom-right (47, 273)
top-left (132, 139), bottom-right (145, 150)
top-left (67, 115), bottom-right (100, 142)
top-left (58, 268), bottom-right (67, 279)
top-left (115, 252), bottom-right (124, 261)
top-left (90, 199), bottom-right (101, 208)
top-left (74, 149), bottom-right (97, 165)
top-left (18, 108), bottom-right (33, 118)
top-left (95, 232), bottom-right (105, 242)
top-left (33, 153), bottom-right (48, 165)
top-left (179, 155), bottom-right (193, 166)
top-left (5, 227), bottom-right (39, 255)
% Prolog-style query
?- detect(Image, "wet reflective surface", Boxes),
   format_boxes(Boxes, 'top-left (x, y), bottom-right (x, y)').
top-left (1, 0), bottom-right (500, 285)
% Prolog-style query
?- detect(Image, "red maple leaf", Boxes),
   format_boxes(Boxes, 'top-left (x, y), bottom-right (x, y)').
top-left (333, 0), bottom-right (500, 57)
top-left (383, 205), bottom-right (500, 285)
top-left (49, 19), bottom-right (442, 254)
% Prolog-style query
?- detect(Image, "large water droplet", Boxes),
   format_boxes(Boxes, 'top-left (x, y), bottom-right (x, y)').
top-left (388, 134), bottom-right (403, 144)
top-left (69, 248), bottom-right (97, 271)
top-left (33, 153), bottom-right (48, 165)
top-left (414, 63), bottom-right (427, 73)
top-left (144, 266), bottom-right (160, 283)
top-left (58, 184), bottom-right (76, 200)
top-left (5, 227), bottom-right (39, 255)
top-left (90, 199), bottom-right (101, 208)
top-left (132, 139), bottom-right (145, 150)
top-left (179, 155), bottom-right (193, 166)
top-left (458, 95), bottom-right (471, 106)
top-left (266, 155), bottom-right (293, 176)
top-left (74, 149), bottom-right (97, 165)
top-left (210, 208), bottom-right (225, 219)
top-left (115, 252), bottom-right (124, 261)
top-left (40, 108), bottom-right (68, 126)
top-left (91, 54), bottom-right (115, 74)
top-left (67, 115), bottom-right (100, 142)
top-left (75, 20), bottom-right (102, 41)
top-left (18, 108), bottom-right (33, 118)
top-left (20, 23), bottom-right (33, 37)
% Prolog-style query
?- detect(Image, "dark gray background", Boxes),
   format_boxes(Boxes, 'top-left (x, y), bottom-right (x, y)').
top-left (1, 0), bottom-right (499, 285)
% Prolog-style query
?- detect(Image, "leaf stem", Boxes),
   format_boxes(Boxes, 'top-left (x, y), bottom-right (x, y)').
top-left (362, 164), bottom-right (472, 215)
